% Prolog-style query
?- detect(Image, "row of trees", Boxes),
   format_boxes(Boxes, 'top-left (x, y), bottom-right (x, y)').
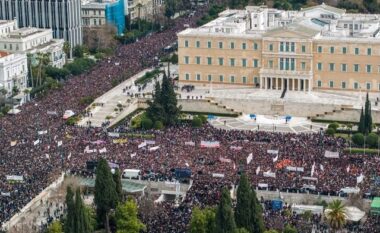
top-left (190, 174), bottom-right (268, 233)
top-left (358, 93), bottom-right (373, 135)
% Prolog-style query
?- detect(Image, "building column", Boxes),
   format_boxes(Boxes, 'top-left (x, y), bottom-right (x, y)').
top-left (309, 79), bottom-right (312, 92)
top-left (275, 77), bottom-right (278, 90)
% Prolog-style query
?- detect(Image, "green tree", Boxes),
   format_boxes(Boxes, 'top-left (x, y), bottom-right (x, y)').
top-left (146, 81), bottom-right (165, 123)
top-left (215, 188), bottom-right (236, 233)
top-left (283, 224), bottom-right (298, 233)
top-left (364, 93), bottom-right (372, 134)
top-left (358, 107), bottom-right (365, 134)
top-left (325, 200), bottom-right (347, 232)
top-left (160, 72), bottom-right (181, 126)
top-left (204, 207), bottom-right (216, 233)
top-left (190, 207), bottom-right (207, 233)
top-left (65, 186), bottom-right (75, 233)
top-left (153, 120), bottom-right (164, 130)
top-left (235, 228), bottom-right (250, 233)
top-left (366, 133), bottom-right (378, 148)
top-left (95, 158), bottom-right (118, 233)
top-left (63, 42), bottom-right (71, 57)
top-left (235, 174), bottom-right (251, 230)
top-left (352, 133), bottom-right (364, 146)
top-left (74, 188), bottom-right (91, 233)
top-left (264, 230), bottom-right (279, 233)
top-left (328, 122), bottom-right (339, 131)
top-left (115, 198), bottom-right (146, 233)
top-left (73, 45), bottom-right (85, 58)
top-left (325, 128), bottom-right (335, 136)
top-left (141, 117), bottom-right (153, 129)
top-left (113, 169), bottom-right (123, 202)
top-left (47, 221), bottom-right (63, 233)
top-left (249, 188), bottom-right (265, 233)
top-left (192, 117), bottom-right (202, 127)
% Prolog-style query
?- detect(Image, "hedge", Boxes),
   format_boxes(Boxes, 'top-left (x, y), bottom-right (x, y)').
top-left (343, 148), bottom-right (380, 155)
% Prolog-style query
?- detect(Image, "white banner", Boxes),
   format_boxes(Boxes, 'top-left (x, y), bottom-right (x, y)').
top-left (149, 146), bottom-right (160, 152)
top-left (130, 153), bottom-right (137, 158)
top-left (145, 140), bottom-right (156, 145)
top-left (84, 145), bottom-right (96, 154)
top-left (324, 150), bottom-right (339, 158)
top-left (273, 154), bottom-right (279, 163)
top-left (1, 192), bottom-right (11, 197)
top-left (286, 166), bottom-right (304, 172)
top-left (201, 141), bottom-right (220, 148)
top-left (267, 150), bottom-right (279, 154)
top-left (185, 141), bottom-right (195, 146)
top-left (57, 141), bottom-right (63, 147)
top-left (311, 162), bottom-right (315, 177)
top-left (219, 157), bottom-right (232, 163)
top-left (302, 176), bottom-right (318, 181)
top-left (258, 183), bottom-right (268, 188)
top-left (320, 164), bottom-right (324, 171)
top-left (45, 154), bottom-right (50, 159)
top-left (230, 146), bottom-right (242, 151)
top-left (68, 153), bottom-right (72, 160)
top-left (108, 132), bottom-right (120, 137)
top-left (247, 153), bottom-right (253, 165)
top-left (346, 165), bottom-right (350, 173)
top-left (6, 175), bottom-right (23, 182)
top-left (212, 173), bottom-right (225, 178)
top-left (263, 171), bottom-right (276, 178)
top-left (357, 174), bottom-right (365, 184)
top-left (138, 141), bottom-right (147, 149)
top-left (99, 147), bottom-right (107, 154)
top-left (38, 130), bottom-right (48, 135)
top-left (302, 184), bottom-right (316, 190)
top-left (10, 141), bottom-right (17, 147)
top-left (47, 110), bottom-right (58, 115)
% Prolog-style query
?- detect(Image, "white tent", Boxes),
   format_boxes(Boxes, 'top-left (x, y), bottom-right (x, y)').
top-left (344, 206), bottom-right (366, 222)
top-left (292, 204), bottom-right (324, 215)
top-left (8, 108), bottom-right (20, 114)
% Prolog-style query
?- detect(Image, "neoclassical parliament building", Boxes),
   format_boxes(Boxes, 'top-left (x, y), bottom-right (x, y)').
top-left (178, 3), bottom-right (380, 92)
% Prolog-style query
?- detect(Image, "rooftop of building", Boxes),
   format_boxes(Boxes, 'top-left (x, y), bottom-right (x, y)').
top-left (0, 51), bottom-right (10, 58)
top-left (178, 3), bottom-right (380, 41)
top-left (81, 0), bottom-right (120, 9)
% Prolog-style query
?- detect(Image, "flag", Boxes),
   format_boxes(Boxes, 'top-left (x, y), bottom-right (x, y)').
top-left (130, 153), bottom-right (136, 158)
top-left (99, 147), bottom-right (107, 153)
top-left (138, 141), bottom-right (147, 149)
top-left (10, 141), bottom-right (17, 147)
top-left (346, 165), bottom-right (350, 173)
top-left (185, 141), bottom-right (195, 146)
top-left (311, 162), bottom-right (315, 177)
top-left (57, 141), bottom-right (63, 147)
top-left (185, 162), bottom-right (189, 167)
top-left (34, 139), bottom-right (40, 146)
top-left (256, 166), bottom-right (261, 175)
top-left (273, 154), bottom-right (279, 162)
top-left (320, 164), bottom-right (324, 171)
top-left (233, 162), bottom-right (236, 170)
top-left (68, 153), bottom-right (72, 160)
top-left (149, 146), bottom-right (160, 152)
top-left (247, 153), bottom-right (253, 165)
top-left (46, 154), bottom-right (50, 159)
top-left (357, 174), bottom-right (365, 184)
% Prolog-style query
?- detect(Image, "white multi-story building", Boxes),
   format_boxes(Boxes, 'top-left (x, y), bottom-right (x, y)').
top-left (0, 52), bottom-right (28, 102)
top-left (0, 20), bottom-right (65, 68)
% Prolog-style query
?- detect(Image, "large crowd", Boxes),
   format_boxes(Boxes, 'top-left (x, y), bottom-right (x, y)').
top-left (0, 7), bottom-right (379, 233)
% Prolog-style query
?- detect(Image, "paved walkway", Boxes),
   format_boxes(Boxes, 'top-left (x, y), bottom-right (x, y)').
top-left (209, 114), bottom-right (328, 133)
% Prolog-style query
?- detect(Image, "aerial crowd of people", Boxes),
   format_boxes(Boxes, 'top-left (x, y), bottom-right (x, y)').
top-left (0, 7), bottom-right (379, 233)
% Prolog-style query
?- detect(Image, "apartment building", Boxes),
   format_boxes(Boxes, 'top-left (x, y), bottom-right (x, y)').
top-left (178, 3), bottom-right (380, 92)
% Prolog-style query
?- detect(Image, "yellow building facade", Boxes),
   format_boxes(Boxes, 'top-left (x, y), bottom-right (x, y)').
top-left (178, 4), bottom-right (380, 92)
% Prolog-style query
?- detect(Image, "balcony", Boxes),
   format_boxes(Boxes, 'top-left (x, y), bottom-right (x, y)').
top-left (259, 68), bottom-right (313, 77)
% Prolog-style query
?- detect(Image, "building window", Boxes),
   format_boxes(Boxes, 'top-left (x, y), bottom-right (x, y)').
top-left (341, 64), bottom-right (347, 72)
top-left (301, 62), bottom-right (306, 70)
top-left (354, 82), bottom-right (359, 89)
top-left (242, 43), bottom-right (246, 50)
top-left (367, 48), bottom-right (372, 56)
top-left (301, 45), bottom-right (306, 53)
top-left (230, 58), bottom-right (235, 67)
top-left (330, 47), bottom-right (335, 54)
top-left (329, 81), bottom-right (334, 88)
top-left (196, 56), bottom-right (201, 65)
top-left (230, 42), bottom-right (235, 49)
top-left (242, 76), bottom-right (247, 84)
top-left (367, 65), bottom-right (372, 73)
top-left (279, 42), bottom-right (295, 52)
top-left (378, 83), bottom-right (380, 91)
top-left (207, 41), bottom-right (212, 48)
top-left (268, 60), bottom-right (273, 68)
top-left (280, 42), bottom-right (284, 52)
top-left (318, 80), bottom-right (322, 87)
top-left (342, 47), bottom-right (347, 54)
top-left (354, 64), bottom-right (359, 72)
top-left (185, 73), bottom-right (190, 80)
top-left (196, 74), bottom-right (201, 81)
top-left (253, 59), bottom-right (259, 68)
top-left (230, 76), bottom-right (235, 83)
top-left (218, 58), bottom-right (224, 66)
top-left (207, 57), bottom-right (212, 65)
top-left (329, 63), bottom-right (335, 71)
top-left (280, 58), bottom-right (295, 70)
top-left (355, 48), bottom-right (359, 55)
top-left (318, 46), bottom-right (322, 53)
top-left (208, 75), bottom-right (212, 82)
top-left (342, 82), bottom-right (346, 89)
top-left (253, 43), bottom-right (258, 50)
top-left (184, 56), bottom-right (189, 64)
top-left (196, 41), bottom-right (200, 48)
top-left (242, 59), bottom-right (247, 67)
top-left (367, 82), bottom-right (371, 90)
top-left (219, 75), bottom-right (224, 82)
top-left (317, 63), bottom-right (323, 71)
top-left (254, 77), bottom-right (259, 84)
top-left (219, 42), bottom-right (223, 49)
top-left (269, 44), bottom-right (273, 52)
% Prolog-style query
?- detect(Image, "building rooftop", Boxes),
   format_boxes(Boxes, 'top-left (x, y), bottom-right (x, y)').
top-left (82, 0), bottom-right (119, 9)
top-left (178, 3), bottom-right (380, 42)
top-left (0, 51), bottom-right (10, 58)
